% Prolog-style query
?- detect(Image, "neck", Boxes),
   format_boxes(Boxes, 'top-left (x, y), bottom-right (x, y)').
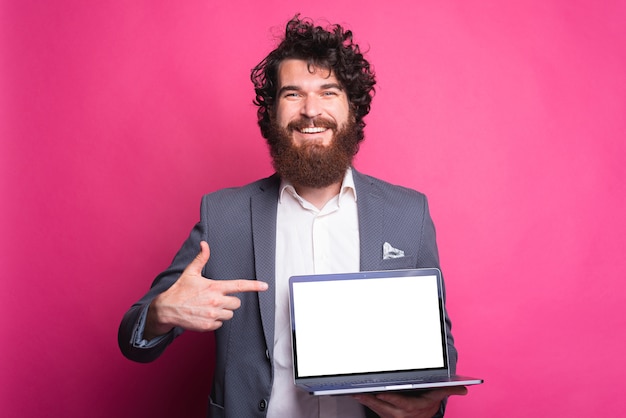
top-left (294, 182), bottom-right (342, 210)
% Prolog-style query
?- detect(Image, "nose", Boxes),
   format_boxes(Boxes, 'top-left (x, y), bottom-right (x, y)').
top-left (301, 94), bottom-right (322, 118)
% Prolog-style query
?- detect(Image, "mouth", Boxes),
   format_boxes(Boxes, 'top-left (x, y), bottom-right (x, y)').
top-left (299, 127), bottom-right (328, 134)
top-left (288, 118), bottom-right (336, 136)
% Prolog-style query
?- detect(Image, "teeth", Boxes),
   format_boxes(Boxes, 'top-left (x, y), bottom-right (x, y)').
top-left (300, 127), bottom-right (327, 134)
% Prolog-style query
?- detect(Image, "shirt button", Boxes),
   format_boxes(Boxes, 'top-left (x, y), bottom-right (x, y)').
top-left (258, 399), bottom-right (267, 411)
top-left (265, 349), bottom-right (270, 360)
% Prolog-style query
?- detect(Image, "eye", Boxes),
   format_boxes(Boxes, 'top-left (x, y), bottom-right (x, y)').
top-left (282, 92), bottom-right (301, 99)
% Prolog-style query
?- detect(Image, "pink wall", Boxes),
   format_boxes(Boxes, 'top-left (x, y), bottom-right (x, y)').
top-left (2, 1), bottom-right (625, 416)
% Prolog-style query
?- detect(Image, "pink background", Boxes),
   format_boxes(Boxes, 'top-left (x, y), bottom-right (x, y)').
top-left (2, 1), bottom-right (625, 416)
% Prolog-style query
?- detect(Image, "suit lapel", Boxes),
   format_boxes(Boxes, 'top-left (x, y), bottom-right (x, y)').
top-left (251, 175), bottom-right (280, 355)
top-left (353, 169), bottom-right (385, 271)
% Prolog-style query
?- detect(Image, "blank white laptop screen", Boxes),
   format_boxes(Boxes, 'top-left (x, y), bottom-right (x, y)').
top-left (291, 274), bottom-right (445, 378)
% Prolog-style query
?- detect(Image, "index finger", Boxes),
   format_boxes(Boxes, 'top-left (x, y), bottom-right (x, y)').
top-left (218, 279), bottom-right (269, 294)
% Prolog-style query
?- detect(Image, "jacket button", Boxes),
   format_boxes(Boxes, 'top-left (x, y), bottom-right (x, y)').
top-left (258, 399), bottom-right (267, 411)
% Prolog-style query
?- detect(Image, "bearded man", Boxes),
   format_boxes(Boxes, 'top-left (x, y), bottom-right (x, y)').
top-left (119, 15), bottom-right (465, 418)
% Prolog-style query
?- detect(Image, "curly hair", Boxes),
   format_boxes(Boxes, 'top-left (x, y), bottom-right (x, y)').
top-left (251, 15), bottom-right (376, 142)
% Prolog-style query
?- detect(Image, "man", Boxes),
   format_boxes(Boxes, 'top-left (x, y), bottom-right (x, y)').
top-left (119, 15), bottom-right (466, 418)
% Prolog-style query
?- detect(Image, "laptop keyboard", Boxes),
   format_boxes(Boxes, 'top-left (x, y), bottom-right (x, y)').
top-left (316, 375), bottom-right (437, 388)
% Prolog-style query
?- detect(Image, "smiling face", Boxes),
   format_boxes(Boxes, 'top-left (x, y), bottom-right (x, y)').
top-left (274, 59), bottom-right (351, 147)
top-left (266, 59), bottom-right (359, 189)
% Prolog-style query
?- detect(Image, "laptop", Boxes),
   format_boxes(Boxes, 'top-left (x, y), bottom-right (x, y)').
top-left (288, 268), bottom-right (483, 395)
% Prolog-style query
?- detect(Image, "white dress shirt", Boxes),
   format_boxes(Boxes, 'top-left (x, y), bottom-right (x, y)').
top-left (267, 168), bottom-right (365, 418)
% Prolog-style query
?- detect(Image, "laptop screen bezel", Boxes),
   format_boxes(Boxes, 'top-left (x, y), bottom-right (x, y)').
top-left (288, 268), bottom-right (450, 382)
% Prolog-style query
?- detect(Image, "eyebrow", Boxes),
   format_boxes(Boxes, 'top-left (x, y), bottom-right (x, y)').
top-left (277, 83), bottom-right (344, 96)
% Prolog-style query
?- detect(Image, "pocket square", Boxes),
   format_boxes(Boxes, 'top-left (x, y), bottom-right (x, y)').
top-left (383, 242), bottom-right (405, 260)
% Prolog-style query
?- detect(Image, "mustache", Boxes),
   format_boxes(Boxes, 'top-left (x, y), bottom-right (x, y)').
top-left (287, 117), bottom-right (337, 131)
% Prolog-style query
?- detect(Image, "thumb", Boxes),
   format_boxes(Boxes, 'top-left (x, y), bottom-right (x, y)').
top-left (187, 241), bottom-right (211, 275)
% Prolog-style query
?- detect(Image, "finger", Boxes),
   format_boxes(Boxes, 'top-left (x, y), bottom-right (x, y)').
top-left (220, 295), bottom-right (243, 311)
top-left (375, 387), bottom-right (466, 406)
top-left (218, 279), bottom-right (269, 294)
top-left (420, 386), bottom-right (468, 401)
top-left (352, 394), bottom-right (397, 415)
top-left (185, 241), bottom-right (211, 275)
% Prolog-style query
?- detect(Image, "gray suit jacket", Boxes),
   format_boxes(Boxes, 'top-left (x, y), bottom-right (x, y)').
top-left (119, 169), bottom-right (457, 417)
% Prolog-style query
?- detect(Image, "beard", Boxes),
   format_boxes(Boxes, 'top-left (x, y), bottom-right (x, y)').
top-left (266, 116), bottom-right (360, 188)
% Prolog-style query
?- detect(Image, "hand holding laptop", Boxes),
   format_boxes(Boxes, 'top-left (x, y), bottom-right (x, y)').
top-left (353, 386), bottom-right (468, 418)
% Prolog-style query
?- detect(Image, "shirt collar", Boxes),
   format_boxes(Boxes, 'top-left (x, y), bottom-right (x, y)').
top-left (279, 168), bottom-right (357, 204)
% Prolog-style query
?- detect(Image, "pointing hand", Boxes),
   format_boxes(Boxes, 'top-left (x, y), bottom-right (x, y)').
top-left (145, 241), bottom-right (268, 338)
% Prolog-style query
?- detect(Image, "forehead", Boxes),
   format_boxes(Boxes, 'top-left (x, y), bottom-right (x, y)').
top-left (277, 59), bottom-right (338, 88)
